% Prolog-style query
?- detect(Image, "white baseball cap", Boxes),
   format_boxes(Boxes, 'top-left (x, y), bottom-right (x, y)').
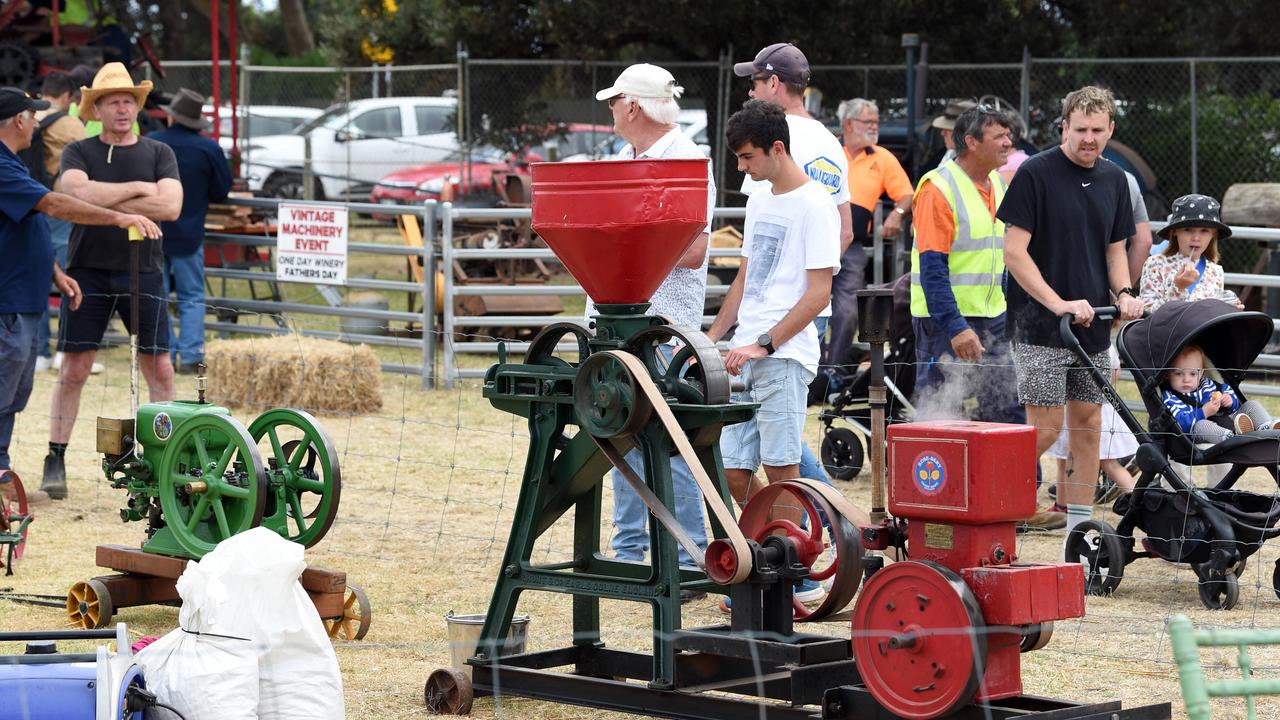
top-left (595, 63), bottom-right (684, 101)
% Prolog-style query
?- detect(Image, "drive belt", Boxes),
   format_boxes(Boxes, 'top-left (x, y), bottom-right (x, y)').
top-left (589, 350), bottom-right (753, 585)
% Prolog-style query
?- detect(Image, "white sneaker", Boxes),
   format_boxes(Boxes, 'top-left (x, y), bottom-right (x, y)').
top-left (52, 351), bottom-right (63, 370)
top-left (90, 362), bottom-right (105, 375)
top-left (51, 352), bottom-right (104, 375)
top-left (34, 356), bottom-right (51, 372)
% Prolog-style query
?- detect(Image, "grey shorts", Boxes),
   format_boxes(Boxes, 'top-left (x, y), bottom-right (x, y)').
top-left (1011, 343), bottom-right (1109, 407)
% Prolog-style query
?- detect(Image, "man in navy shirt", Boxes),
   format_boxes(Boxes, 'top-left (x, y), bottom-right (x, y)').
top-left (150, 88), bottom-right (232, 373)
top-left (0, 87), bottom-right (159, 503)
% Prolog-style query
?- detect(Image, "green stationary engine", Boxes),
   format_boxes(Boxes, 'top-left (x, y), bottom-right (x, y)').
top-left (97, 378), bottom-right (341, 559)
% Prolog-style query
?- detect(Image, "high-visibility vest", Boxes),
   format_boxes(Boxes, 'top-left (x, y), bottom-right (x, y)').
top-left (910, 161), bottom-right (1007, 319)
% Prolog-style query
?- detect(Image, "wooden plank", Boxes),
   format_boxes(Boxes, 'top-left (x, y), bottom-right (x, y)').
top-left (308, 589), bottom-right (346, 618)
top-left (97, 544), bottom-right (189, 578)
top-left (93, 573), bottom-right (180, 609)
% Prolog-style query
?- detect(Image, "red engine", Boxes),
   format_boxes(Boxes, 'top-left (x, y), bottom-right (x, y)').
top-left (852, 421), bottom-right (1085, 719)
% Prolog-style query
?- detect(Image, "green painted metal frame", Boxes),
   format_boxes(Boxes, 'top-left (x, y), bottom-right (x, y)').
top-left (1169, 613), bottom-right (1280, 720)
top-left (474, 305), bottom-right (754, 689)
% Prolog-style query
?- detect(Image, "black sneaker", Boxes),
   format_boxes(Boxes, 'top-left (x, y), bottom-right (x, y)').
top-left (40, 452), bottom-right (67, 500)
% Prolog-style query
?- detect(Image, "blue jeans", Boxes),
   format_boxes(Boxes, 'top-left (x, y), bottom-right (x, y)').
top-left (610, 343), bottom-right (707, 567)
top-left (0, 313), bottom-right (39, 470)
top-left (164, 250), bottom-right (206, 366)
top-left (36, 216), bottom-right (72, 359)
top-left (912, 314), bottom-right (1024, 424)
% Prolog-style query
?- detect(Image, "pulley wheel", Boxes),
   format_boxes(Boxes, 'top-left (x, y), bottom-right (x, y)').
top-left (574, 352), bottom-right (651, 438)
top-left (1063, 519), bottom-right (1125, 596)
top-left (851, 560), bottom-right (987, 720)
top-left (1019, 621), bottom-right (1054, 653)
top-left (0, 469), bottom-right (30, 566)
top-left (66, 579), bottom-right (113, 630)
top-left (324, 583), bottom-right (372, 641)
top-left (524, 322), bottom-right (593, 368)
top-left (627, 325), bottom-right (731, 448)
top-left (737, 480), bottom-right (863, 621)
top-left (248, 408), bottom-right (342, 548)
top-left (157, 414), bottom-right (268, 558)
top-left (424, 667), bottom-right (473, 715)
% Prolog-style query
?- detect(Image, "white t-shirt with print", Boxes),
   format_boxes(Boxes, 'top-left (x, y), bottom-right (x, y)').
top-left (584, 127), bottom-right (714, 329)
top-left (740, 114), bottom-right (847, 318)
top-left (734, 180), bottom-right (841, 372)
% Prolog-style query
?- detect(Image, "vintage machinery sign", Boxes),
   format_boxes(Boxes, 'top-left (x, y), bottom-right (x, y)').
top-left (276, 203), bottom-right (349, 285)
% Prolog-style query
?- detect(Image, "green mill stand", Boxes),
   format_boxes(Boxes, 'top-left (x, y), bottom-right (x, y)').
top-left (424, 159), bottom-right (872, 716)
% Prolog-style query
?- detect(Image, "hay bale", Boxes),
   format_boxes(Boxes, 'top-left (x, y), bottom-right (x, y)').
top-left (204, 335), bottom-right (382, 415)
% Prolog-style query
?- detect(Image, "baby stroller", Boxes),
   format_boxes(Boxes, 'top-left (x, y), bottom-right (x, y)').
top-left (818, 273), bottom-right (916, 479)
top-left (1060, 300), bottom-right (1280, 610)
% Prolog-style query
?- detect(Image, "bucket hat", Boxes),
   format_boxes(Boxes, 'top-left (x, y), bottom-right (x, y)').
top-left (932, 99), bottom-right (976, 130)
top-left (1157, 193), bottom-right (1232, 240)
top-left (78, 62), bottom-right (152, 121)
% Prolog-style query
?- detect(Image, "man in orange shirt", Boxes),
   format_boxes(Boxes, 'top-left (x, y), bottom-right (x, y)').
top-left (909, 105), bottom-right (1023, 426)
top-left (827, 98), bottom-right (913, 370)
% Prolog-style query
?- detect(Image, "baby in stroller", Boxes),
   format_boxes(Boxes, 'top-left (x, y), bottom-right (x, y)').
top-left (1161, 343), bottom-right (1275, 443)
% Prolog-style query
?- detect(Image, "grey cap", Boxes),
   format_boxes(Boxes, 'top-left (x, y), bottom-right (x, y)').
top-left (734, 43), bottom-right (811, 86)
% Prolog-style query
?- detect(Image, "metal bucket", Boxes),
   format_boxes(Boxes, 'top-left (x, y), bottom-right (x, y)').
top-left (444, 611), bottom-right (530, 680)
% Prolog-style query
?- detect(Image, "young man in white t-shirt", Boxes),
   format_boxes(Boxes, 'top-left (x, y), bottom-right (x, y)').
top-left (708, 100), bottom-right (840, 515)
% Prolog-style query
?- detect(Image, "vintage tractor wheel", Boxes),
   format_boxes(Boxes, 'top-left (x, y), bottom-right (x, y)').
top-left (1064, 519), bottom-right (1125, 596)
top-left (574, 353), bottom-right (652, 439)
top-left (820, 427), bottom-right (864, 480)
top-left (0, 469), bottom-right (30, 569)
top-left (424, 667), bottom-right (473, 715)
top-left (66, 579), bottom-right (114, 630)
top-left (157, 414), bottom-right (268, 558)
top-left (248, 409), bottom-right (341, 548)
top-left (737, 480), bottom-right (863, 621)
top-left (324, 583), bottom-right (372, 641)
top-left (851, 560), bottom-right (987, 720)
top-left (1195, 567), bottom-right (1240, 610)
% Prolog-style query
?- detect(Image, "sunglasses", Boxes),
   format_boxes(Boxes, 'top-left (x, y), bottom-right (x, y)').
top-left (607, 95), bottom-right (628, 108)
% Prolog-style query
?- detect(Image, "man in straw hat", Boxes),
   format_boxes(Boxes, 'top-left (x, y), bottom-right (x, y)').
top-left (151, 88), bottom-right (232, 375)
top-left (0, 86), bottom-right (160, 505)
top-left (42, 62), bottom-right (182, 501)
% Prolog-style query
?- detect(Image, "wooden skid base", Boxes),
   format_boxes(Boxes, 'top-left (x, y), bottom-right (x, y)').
top-left (92, 544), bottom-right (348, 619)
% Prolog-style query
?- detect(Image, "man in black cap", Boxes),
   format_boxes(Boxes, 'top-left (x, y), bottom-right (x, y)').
top-left (0, 87), bottom-right (160, 503)
top-left (150, 88), bottom-right (232, 374)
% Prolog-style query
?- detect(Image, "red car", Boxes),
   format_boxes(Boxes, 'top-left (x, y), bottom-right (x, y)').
top-left (369, 124), bottom-right (621, 207)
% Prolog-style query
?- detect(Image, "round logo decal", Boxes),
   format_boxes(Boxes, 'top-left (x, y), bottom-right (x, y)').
top-left (153, 412), bottom-right (173, 441)
top-left (913, 452), bottom-right (946, 495)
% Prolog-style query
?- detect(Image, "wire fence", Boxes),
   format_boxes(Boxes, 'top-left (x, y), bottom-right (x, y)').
top-left (146, 56), bottom-right (1280, 274)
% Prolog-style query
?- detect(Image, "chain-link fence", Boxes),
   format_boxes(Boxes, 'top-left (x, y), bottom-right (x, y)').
top-left (147, 55), bottom-right (1280, 270)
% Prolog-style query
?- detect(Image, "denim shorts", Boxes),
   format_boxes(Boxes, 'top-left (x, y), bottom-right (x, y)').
top-left (720, 356), bottom-right (815, 470)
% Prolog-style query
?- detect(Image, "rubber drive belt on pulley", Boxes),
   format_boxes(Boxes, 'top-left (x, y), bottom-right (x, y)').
top-left (581, 350), bottom-right (753, 585)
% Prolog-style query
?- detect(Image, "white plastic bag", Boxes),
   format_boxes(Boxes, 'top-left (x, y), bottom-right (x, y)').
top-left (135, 611), bottom-right (259, 719)
top-left (139, 528), bottom-right (344, 719)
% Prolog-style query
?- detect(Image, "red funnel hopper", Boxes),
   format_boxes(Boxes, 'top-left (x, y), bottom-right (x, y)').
top-left (532, 158), bottom-right (709, 305)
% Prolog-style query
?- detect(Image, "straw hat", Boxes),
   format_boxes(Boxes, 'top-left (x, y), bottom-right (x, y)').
top-left (78, 62), bottom-right (152, 121)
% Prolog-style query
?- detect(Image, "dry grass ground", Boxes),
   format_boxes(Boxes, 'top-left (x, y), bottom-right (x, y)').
top-left (3, 345), bottom-right (1277, 720)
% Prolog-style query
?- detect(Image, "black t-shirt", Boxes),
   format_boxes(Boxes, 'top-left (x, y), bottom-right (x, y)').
top-left (996, 148), bottom-right (1135, 353)
top-left (61, 136), bottom-right (180, 273)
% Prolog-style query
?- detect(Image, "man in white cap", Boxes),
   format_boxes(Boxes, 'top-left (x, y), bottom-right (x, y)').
top-left (591, 63), bottom-right (715, 600)
top-left (42, 62), bottom-right (182, 500)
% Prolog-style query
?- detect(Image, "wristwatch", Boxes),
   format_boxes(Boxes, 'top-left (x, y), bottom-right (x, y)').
top-left (1117, 287), bottom-right (1135, 298)
top-left (893, 206), bottom-right (907, 216)
top-left (757, 333), bottom-right (776, 355)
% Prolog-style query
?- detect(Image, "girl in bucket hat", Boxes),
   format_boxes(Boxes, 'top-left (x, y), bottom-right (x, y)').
top-left (1138, 193), bottom-right (1243, 312)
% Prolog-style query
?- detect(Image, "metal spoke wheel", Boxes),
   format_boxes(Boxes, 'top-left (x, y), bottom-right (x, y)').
top-left (0, 469), bottom-right (31, 570)
top-left (324, 583), bottom-right (371, 641)
top-left (820, 426), bottom-right (864, 480)
top-left (248, 409), bottom-right (342, 548)
top-left (737, 480), bottom-right (863, 621)
top-left (626, 325), bottom-right (730, 448)
top-left (157, 414), bottom-right (268, 558)
top-left (424, 667), bottom-right (474, 715)
top-left (1064, 519), bottom-right (1125, 596)
top-left (66, 579), bottom-right (113, 630)
top-left (574, 353), bottom-right (652, 439)
top-left (524, 322), bottom-right (594, 368)
top-left (1194, 567), bottom-right (1240, 610)
top-left (851, 560), bottom-right (987, 720)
